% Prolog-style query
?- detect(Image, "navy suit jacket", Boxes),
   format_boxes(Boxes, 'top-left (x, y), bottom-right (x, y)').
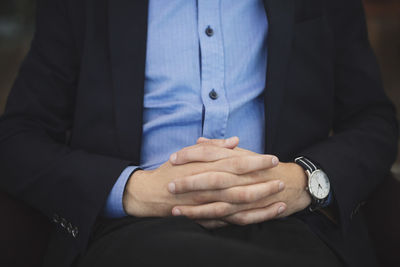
top-left (0, 0), bottom-right (397, 266)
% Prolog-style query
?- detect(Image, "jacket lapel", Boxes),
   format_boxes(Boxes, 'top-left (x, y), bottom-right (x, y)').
top-left (108, 0), bottom-right (149, 162)
top-left (263, 0), bottom-right (295, 154)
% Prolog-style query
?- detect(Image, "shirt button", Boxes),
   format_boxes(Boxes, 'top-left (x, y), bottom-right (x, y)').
top-left (205, 26), bottom-right (214, 37)
top-left (209, 89), bottom-right (218, 100)
top-left (52, 214), bottom-right (60, 224)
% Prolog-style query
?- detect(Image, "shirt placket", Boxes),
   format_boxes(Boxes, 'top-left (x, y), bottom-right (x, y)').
top-left (198, 0), bottom-right (229, 139)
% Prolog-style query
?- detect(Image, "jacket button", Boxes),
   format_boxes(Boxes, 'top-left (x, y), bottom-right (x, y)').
top-left (52, 214), bottom-right (60, 223)
top-left (71, 227), bottom-right (79, 238)
top-left (60, 218), bottom-right (67, 228)
top-left (67, 223), bottom-right (73, 234)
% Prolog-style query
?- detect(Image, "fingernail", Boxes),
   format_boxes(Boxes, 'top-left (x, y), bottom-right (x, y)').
top-left (279, 182), bottom-right (285, 191)
top-left (172, 208), bottom-right (181, 216)
top-left (272, 156), bottom-right (279, 166)
top-left (225, 136), bottom-right (237, 145)
top-left (170, 153), bottom-right (177, 163)
top-left (168, 182), bottom-right (176, 193)
top-left (278, 206), bottom-right (285, 214)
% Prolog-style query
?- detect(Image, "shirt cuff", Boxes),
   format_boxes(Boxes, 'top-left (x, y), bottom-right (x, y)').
top-left (103, 166), bottom-right (139, 218)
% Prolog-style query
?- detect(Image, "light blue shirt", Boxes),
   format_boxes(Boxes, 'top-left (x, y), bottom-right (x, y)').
top-left (104, 0), bottom-right (269, 217)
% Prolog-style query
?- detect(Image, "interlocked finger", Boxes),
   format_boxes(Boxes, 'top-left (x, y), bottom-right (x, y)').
top-left (223, 202), bottom-right (286, 226)
top-left (197, 138), bottom-right (256, 156)
top-left (172, 202), bottom-right (235, 219)
top-left (213, 154), bottom-right (279, 175)
top-left (196, 136), bottom-right (239, 148)
top-left (170, 171), bottom-right (269, 193)
top-left (170, 137), bottom-right (239, 165)
top-left (191, 180), bottom-right (284, 204)
top-left (172, 190), bottom-right (283, 219)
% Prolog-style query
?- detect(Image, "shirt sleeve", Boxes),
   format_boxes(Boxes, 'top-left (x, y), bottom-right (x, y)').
top-left (103, 166), bottom-right (139, 218)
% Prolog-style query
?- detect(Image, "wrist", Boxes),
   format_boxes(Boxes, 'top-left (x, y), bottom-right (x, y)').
top-left (290, 163), bottom-right (308, 190)
top-left (291, 163), bottom-right (312, 209)
top-left (122, 169), bottom-right (146, 216)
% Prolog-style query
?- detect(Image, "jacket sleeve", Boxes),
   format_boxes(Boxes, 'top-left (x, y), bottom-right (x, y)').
top-left (298, 0), bottom-right (398, 232)
top-left (0, 0), bottom-right (131, 251)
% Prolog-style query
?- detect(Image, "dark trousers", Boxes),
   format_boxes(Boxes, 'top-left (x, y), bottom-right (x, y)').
top-left (75, 216), bottom-right (344, 267)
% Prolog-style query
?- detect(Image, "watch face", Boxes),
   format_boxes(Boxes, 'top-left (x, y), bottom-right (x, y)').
top-left (308, 170), bottom-right (330, 200)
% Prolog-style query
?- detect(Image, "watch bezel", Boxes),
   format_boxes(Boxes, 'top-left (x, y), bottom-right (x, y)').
top-left (308, 169), bottom-right (330, 200)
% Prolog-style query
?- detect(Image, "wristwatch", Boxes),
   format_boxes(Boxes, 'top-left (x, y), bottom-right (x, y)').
top-left (294, 156), bottom-right (331, 211)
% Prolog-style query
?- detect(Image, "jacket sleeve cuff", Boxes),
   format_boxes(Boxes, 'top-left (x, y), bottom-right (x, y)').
top-left (103, 166), bottom-right (139, 218)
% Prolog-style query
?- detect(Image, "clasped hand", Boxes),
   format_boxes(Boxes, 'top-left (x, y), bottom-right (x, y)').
top-left (123, 137), bottom-right (311, 228)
